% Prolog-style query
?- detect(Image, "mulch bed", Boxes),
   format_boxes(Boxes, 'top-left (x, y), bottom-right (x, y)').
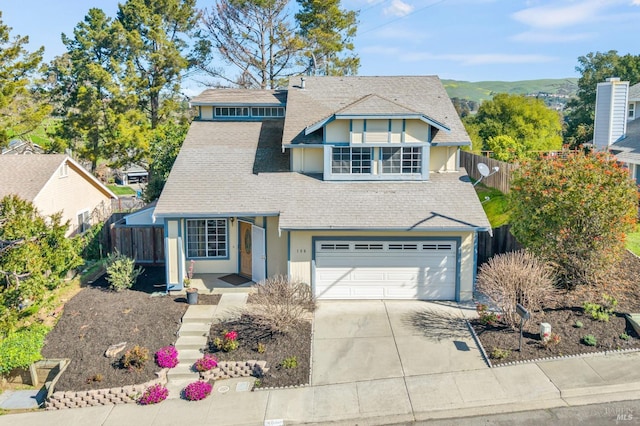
top-left (41, 266), bottom-right (219, 392)
top-left (207, 316), bottom-right (312, 389)
top-left (472, 251), bottom-right (640, 365)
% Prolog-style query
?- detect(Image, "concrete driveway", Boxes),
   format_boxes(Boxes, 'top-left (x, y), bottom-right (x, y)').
top-left (312, 300), bottom-right (487, 386)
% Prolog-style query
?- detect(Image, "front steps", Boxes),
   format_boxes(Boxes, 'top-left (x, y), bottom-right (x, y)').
top-left (165, 293), bottom-right (249, 399)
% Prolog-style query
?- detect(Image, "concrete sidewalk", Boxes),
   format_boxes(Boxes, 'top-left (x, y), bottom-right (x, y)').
top-left (2, 300), bottom-right (640, 425)
top-left (3, 352), bottom-right (640, 425)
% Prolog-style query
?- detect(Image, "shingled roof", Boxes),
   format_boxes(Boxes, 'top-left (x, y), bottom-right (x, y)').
top-left (611, 118), bottom-right (640, 163)
top-left (282, 76), bottom-right (470, 146)
top-left (0, 155), bottom-right (67, 201)
top-left (154, 120), bottom-right (490, 232)
top-left (190, 89), bottom-right (287, 106)
top-left (629, 82), bottom-right (640, 101)
top-left (0, 154), bottom-right (116, 202)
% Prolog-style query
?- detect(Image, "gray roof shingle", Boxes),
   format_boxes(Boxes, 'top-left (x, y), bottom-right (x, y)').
top-left (190, 89), bottom-right (287, 105)
top-left (630, 83), bottom-right (640, 101)
top-left (611, 118), bottom-right (640, 162)
top-left (0, 154), bottom-right (68, 201)
top-left (155, 120), bottom-right (490, 231)
top-left (282, 76), bottom-right (470, 145)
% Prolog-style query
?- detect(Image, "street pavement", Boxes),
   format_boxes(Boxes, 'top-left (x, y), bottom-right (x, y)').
top-left (2, 300), bottom-right (640, 425)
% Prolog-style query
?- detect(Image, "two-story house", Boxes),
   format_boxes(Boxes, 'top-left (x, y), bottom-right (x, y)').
top-left (593, 77), bottom-right (640, 183)
top-left (154, 76), bottom-right (491, 301)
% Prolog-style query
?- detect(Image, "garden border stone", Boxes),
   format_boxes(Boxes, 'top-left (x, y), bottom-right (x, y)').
top-left (45, 369), bottom-right (168, 410)
top-left (466, 319), bottom-right (640, 368)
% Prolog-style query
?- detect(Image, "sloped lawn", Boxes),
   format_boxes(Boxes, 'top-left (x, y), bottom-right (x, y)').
top-left (41, 267), bottom-right (220, 392)
top-left (472, 251), bottom-right (640, 365)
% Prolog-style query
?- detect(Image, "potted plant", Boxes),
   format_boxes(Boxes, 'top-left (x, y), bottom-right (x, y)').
top-left (184, 277), bottom-right (198, 305)
top-left (184, 260), bottom-right (197, 304)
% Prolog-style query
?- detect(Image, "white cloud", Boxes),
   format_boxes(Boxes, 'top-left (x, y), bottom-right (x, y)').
top-left (633, 0), bottom-right (640, 5)
top-left (383, 0), bottom-right (414, 17)
top-left (400, 52), bottom-right (556, 66)
top-left (510, 31), bottom-right (594, 43)
top-left (511, 0), bottom-right (607, 29)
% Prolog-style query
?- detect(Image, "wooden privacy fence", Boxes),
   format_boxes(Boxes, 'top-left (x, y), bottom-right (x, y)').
top-left (110, 223), bottom-right (165, 264)
top-left (460, 150), bottom-right (514, 194)
top-left (477, 224), bottom-right (522, 266)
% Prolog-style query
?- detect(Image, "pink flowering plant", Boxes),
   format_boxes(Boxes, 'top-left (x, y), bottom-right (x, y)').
top-left (213, 330), bottom-right (239, 352)
top-left (138, 383), bottom-right (169, 405)
top-left (155, 346), bottom-right (179, 369)
top-left (183, 381), bottom-right (213, 401)
top-left (193, 354), bottom-right (218, 372)
top-left (476, 303), bottom-right (500, 326)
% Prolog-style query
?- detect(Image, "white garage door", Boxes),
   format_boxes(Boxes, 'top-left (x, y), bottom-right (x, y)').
top-left (314, 240), bottom-right (457, 300)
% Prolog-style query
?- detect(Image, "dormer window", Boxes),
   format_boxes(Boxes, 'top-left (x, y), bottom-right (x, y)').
top-left (332, 147), bottom-right (372, 174)
top-left (381, 147), bottom-right (421, 174)
top-left (251, 107), bottom-right (285, 117)
top-left (215, 107), bottom-right (249, 117)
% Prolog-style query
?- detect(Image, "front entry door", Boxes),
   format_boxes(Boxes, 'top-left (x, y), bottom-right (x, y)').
top-left (239, 221), bottom-right (252, 278)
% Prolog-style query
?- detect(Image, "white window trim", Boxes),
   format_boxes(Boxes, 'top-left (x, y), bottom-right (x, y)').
top-left (380, 146), bottom-right (422, 175)
top-left (186, 219), bottom-right (228, 259)
top-left (331, 146), bottom-right (373, 175)
top-left (76, 209), bottom-right (90, 234)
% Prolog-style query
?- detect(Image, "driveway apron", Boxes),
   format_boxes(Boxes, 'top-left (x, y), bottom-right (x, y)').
top-left (312, 300), bottom-right (486, 386)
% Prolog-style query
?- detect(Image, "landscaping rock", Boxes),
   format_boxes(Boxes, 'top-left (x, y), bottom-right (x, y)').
top-left (104, 342), bottom-right (127, 358)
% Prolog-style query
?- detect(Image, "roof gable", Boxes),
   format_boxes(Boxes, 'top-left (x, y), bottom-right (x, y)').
top-left (0, 155), bottom-right (116, 201)
top-left (283, 76), bottom-right (470, 145)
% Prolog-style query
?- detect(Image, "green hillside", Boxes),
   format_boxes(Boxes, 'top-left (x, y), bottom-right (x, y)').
top-left (442, 78), bottom-right (578, 104)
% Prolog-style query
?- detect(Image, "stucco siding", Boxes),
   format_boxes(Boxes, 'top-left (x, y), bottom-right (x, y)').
top-left (430, 146), bottom-right (458, 172)
top-left (266, 216), bottom-right (287, 276)
top-left (365, 119), bottom-right (388, 143)
top-left (291, 148), bottom-right (323, 173)
top-left (33, 162), bottom-right (112, 236)
top-left (200, 106), bottom-right (214, 120)
top-left (405, 120), bottom-right (429, 142)
top-left (326, 120), bottom-right (349, 143)
top-left (288, 230), bottom-right (475, 301)
top-left (390, 119), bottom-right (402, 143)
top-left (351, 119), bottom-right (364, 143)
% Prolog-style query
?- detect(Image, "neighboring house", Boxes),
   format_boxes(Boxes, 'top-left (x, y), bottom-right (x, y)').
top-left (1, 140), bottom-right (44, 155)
top-left (593, 78), bottom-right (640, 184)
top-left (0, 154), bottom-right (117, 236)
top-left (155, 76), bottom-right (491, 301)
top-left (117, 164), bottom-right (149, 185)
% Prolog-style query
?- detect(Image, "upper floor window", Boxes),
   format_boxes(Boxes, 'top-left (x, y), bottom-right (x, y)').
top-left (59, 163), bottom-right (68, 178)
top-left (332, 147), bottom-right (372, 174)
top-left (251, 107), bottom-right (285, 117)
top-left (186, 219), bottom-right (227, 258)
top-left (215, 107), bottom-right (249, 117)
top-left (630, 103), bottom-right (636, 120)
top-left (381, 147), bottom-right (422, 174)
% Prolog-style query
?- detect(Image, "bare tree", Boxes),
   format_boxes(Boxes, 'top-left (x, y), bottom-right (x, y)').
top-left (196, 0), bottom-right (303, 89)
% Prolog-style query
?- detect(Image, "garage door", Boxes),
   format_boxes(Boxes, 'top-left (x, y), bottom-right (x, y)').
top-left (314, 240), bottom-right (457, 300)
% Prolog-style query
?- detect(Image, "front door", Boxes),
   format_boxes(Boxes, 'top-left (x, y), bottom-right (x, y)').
top-left (239, 221), bottom-right (252, 278)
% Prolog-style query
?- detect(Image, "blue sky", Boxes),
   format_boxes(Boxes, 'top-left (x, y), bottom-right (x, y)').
top-left (3, 0), bottom-right (640, 87)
